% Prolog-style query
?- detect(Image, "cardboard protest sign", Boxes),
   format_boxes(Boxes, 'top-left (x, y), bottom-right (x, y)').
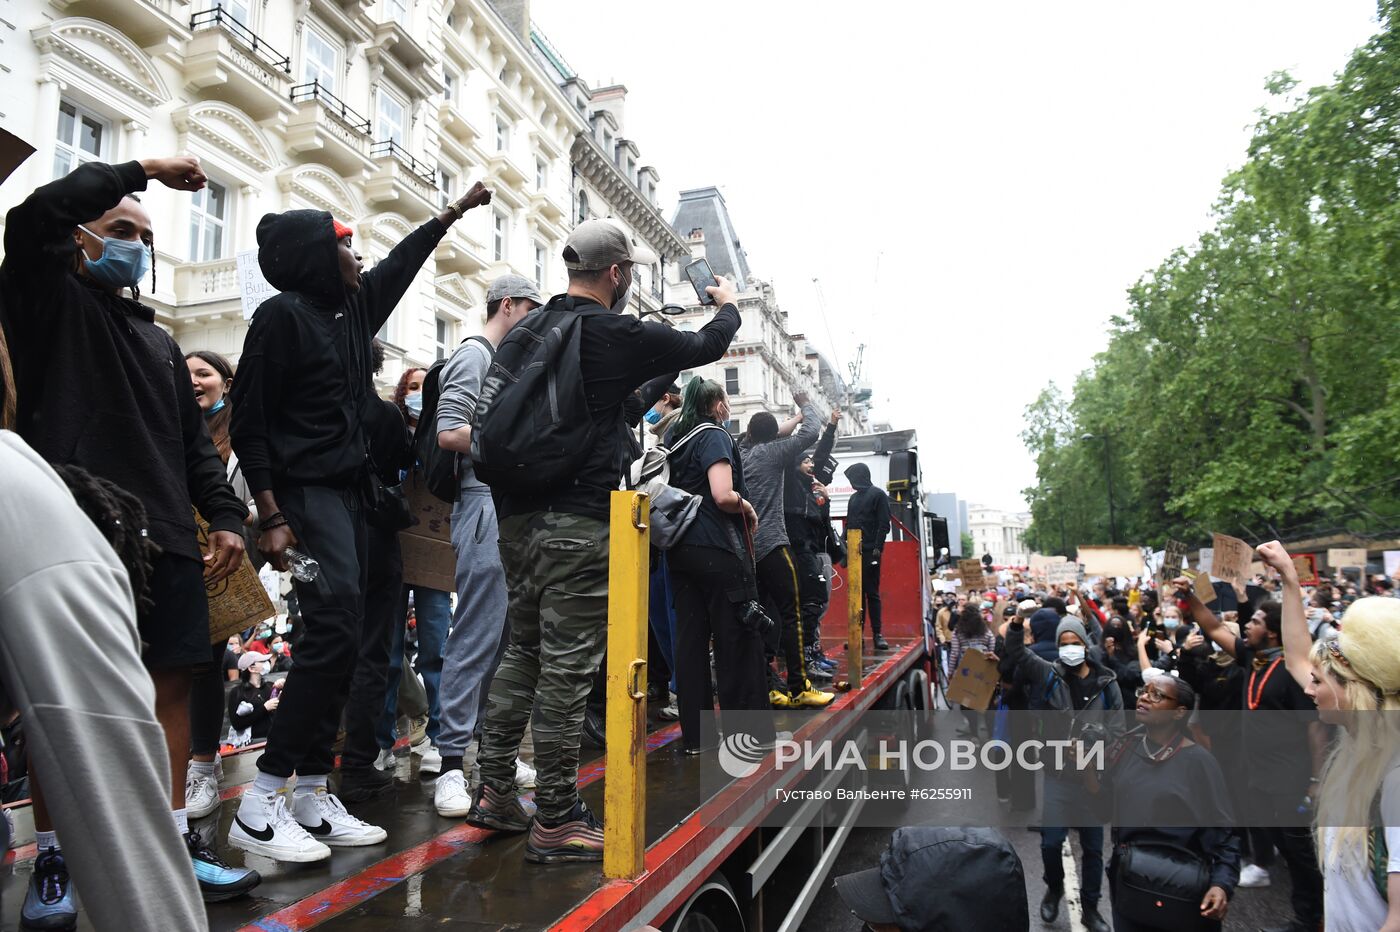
top-left (1029, 553), bottom-right (1055, 569)
top-left (195, 510), bottom-right (276, 644)
top-left (945, 648), bottom-right (1000, 711)
top-left (1160, 538), bottom-right (1188, 585)
top-left (1046, 560), bottom-right (1080, 587)
top-left (236, 249), bottom-right (280, 321)
top-left (1211, 532), bottom-right (1253, 598)
top-left (1291, 553), bottom-right (1319, 586)
top-left (1186, 569), bottom-right (1216, 604)
top-left (399, 473), bottom-right (454, 591)
top-left (1327, 548), bottom-right (1368, 570)
top-left (957, 559), bottom-right (986, 591)
top-left (1077, 545), bottom-right (1143, 577)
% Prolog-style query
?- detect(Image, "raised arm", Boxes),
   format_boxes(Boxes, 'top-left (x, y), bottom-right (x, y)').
top-left (1172, 576), bottom-right (1237, 658)
top-left (618, 277), bottom-right (742, 386)
top-left (772, 396), bottom-right (822, 462)
top-left (1256, 540), bottom-right (1312, 689)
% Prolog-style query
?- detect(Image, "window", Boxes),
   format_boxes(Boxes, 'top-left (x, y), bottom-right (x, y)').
top-left (302, 27), bottom-right (339, 93)
top-left (434, 316), bottom-right (452, 360)
top-left (725, 419), bottom-right (739, 434)
top-left (724, 367), bottom-right (739, 395)
top-left (437, 168), bottom-right (455, 210)
top-left (576, 190), bottom-right (589, 224)
top-left (493, 210), bottom-right (507, 261)
top-left (385, 0), bottom-right (408, 28)
top-left (442, 69), bottom-right (456, 103)
top-left (534, 241), bottom-right (546, 287)
top-left (494, 116), bottom-right (509, 152)
top-left (211, 0), bottom-right (253, 25)
top-left (188, 179), bottom-right (230, 261)
top-left (535, 156), bottom-right (547, 190)
top-left (376, 89), bottom-right (406, 145)
top-left (53, 100), bottom-right (108, 179)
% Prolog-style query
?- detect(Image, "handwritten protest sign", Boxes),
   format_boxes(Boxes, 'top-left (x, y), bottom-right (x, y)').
top-left (1186, 569), bottom-right (1217, 604)
top-left (399, 473), bottom-right (455, 591)
top-left (1292, 553), bottom-right (1319, 586)
top-left (945, 648), bottom-right (1000, 711)
top-left (1160, 538), bottom-right (1188, 585)
top-left (236, 249), bottom-right (280, 321)
top-left (1046, 560), bottom-right (1080, 587)
top-left (1327, 548), bottom-right (1368, 571)
top-left (957, 559), bottom-right (986, 591)
top-left (195, 510), bottom-right (276, 645)
top-left (1211, 532), bottom-right (1253, 598)
top-left (1078, 545), bottom-right (1143, 577)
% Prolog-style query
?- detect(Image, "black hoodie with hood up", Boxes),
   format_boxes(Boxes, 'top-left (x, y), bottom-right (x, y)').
top-left (844, 462), bottom-right (890, 554)
top-left (229, 210), bottom-right (446, 494)
top-left (0, 160), bottom-right (246, 560)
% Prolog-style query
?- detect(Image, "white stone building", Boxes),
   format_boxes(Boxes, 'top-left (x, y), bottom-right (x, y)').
top-left (0, 0), bottom-right (598, 390)
top-left (967, 504), bottom-right (1031, 567)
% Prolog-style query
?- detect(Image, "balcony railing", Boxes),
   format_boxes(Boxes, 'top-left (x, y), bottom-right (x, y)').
top-left (370, 139), bottom-right (435, 185)
top-left (189, 5), bottom-right (290, 72)
top-left (290, 81), bottom-right (371, 134)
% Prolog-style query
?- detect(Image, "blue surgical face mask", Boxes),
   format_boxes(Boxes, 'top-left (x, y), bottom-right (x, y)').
top-left (404, 391), bottom-right (423, 417)
top-left (207, 398), bottom-right (226, 416)
top-left (78, 224), bottom-right (150, 290)
top-left (1163, 617), bottom-right (1181, 630)
top-left (644, 408), bottom-right (662, 425)
top-left (1058, 644), bottom-right (1086, 667)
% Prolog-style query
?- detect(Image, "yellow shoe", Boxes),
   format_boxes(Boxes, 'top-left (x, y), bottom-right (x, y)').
top-left (769, 689), bottom-right (794, 709)
top-left (791, 686), bottom-right (836, 709)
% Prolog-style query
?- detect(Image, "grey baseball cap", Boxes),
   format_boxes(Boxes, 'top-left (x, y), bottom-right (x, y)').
top-left (562, 218), bottom-right (657, 271)
top-left (485, 273), bottom-right (544, 306)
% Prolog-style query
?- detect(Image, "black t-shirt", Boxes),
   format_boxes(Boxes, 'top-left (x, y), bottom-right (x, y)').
top-left (1065, 667), bottom-right (1096, 711)
top-left (222, 649), bottom-right (240, 677)
top-left (1236, 637), bottom-right (1315, 796)
top-left (669, 423), bottom-right (745, 552)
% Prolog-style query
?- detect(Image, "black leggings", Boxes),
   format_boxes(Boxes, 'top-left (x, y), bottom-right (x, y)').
top-left (756, 547), bottom-right (807, 692)
top-left (189, 640), bottom-right (226, 756)
top-left (669, 544), bottom-right (771, 751)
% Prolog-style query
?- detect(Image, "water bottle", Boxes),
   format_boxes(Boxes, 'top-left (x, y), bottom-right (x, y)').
top-left (284, 546), bottom-right (321, 583)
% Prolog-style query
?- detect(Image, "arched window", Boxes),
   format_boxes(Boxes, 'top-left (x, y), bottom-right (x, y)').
top-left (576, 190), bottom-right (589, 224)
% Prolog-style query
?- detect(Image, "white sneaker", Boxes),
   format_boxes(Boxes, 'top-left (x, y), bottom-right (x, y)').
top-left (185, 769), bottom-right (221, 819)
top-left (659, 699), bottom-right (679, 721)
top-left (515, 758), bottom-right (537, 789)
top-left (1237, 863), bottom-right (1272, 888)
top-left (373, 748), bottom-right (394, 772)
top-left (291, 788), bottom-right (388, 846)
top-left (418, 744), bottom-right (442, 777)
top-left (229, 791), bottom-right (331, 862)
top-left (434, 770), bottom-right (471, 817)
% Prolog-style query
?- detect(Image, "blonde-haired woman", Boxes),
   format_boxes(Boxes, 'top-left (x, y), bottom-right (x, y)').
top-left (1257, 540), bottom-right (1400, 932)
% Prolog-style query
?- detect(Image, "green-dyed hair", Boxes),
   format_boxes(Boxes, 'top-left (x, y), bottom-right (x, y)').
top-left (672, 376), bottom-right (726, 440)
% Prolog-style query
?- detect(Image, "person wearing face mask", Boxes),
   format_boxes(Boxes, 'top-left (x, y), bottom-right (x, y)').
top-left (465, 219), bottom-right (742, 864)
top-left (1, 158), bottom-right (255, 909)
top-left (228, 652), bottom-right (280, 744)
top-left (1006, 609), bottom-right (1125, 932)
top-left (228, 176), bottom-right (495, 862)
top-left (1259, 540), bottom-right (1400, 932)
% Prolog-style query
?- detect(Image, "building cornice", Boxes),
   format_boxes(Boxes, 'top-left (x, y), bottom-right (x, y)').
top-left (571, 133), bottom-right (688, 260)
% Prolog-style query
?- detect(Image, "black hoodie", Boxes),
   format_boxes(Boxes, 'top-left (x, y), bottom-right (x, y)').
top-left (229, 210), bottom-right (446, 494)
top-left (844, 462), bottom-right (890, 554)
top-left (0, 160), bottom-right (246, 560)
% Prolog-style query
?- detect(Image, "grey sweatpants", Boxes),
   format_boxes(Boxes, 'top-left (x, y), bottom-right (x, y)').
top-left (436, 486), bottom-right (510, 756)
top-left (0, 433), bottom-right (207, 931)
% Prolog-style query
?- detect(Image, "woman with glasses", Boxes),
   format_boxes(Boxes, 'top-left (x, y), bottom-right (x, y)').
top-left (1088, 675), bottom-right (1240, 930)
top-left (1258, 541), bottom-right (1400, 932)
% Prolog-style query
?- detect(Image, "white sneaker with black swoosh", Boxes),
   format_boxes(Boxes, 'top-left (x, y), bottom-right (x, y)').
top-left (291, 788), bottom-right (388, 846)
top-left (229, 791), bottom-right (331, 863)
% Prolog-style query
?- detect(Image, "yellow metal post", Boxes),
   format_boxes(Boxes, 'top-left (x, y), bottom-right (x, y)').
top-left (604, 490), bottom-right (649, 880)
top-left (847, 529), bottom-right (863, 688)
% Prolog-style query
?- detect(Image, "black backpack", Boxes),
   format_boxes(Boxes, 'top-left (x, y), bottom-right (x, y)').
top-left (414, 335), bottom-right (493, 503)
top-left (470, 300), bottom-right (610, 492)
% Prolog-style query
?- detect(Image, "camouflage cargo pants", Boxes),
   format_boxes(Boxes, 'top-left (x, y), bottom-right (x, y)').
top-left (476, 510), bottom-right (610, 822)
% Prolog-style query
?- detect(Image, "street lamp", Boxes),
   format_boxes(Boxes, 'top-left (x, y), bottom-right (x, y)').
top-left (1080, 432), bottom-right (1118, 545)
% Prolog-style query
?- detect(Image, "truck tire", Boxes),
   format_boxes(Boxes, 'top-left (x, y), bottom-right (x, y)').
top-left (664, 876), bottom-right (745, 932)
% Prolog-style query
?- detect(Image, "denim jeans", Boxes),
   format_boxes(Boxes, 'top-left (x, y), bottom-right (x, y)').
top-left (377, 585), bottom-right (452, 747)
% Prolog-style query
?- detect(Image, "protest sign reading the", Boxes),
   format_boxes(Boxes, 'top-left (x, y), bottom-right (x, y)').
top-left (237, 249), bottom-right (280, 321)
top-left (1291, 553), bottom-right (1319, 586)
top-left (1327, 548), bottom-right (1368, 570)
top-left (1211, 532), bottom-right (1253, 597)
top-left (1046, 560), bottom-right (1080, 586)
top-left (945, 648), bottom-right (1000, 711)
top-left (1077, 545), bottom-right (1143, 577)
top-left (1160, 538), bottom-right (1188, 585)
top-left (957, 559), bottom-right (986, 590)
top-left (195, 509), bottom-right (276, 644)
top-left (399, 473), bottom-right (454, 591)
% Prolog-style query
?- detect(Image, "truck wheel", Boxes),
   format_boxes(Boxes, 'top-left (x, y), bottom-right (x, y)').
top-left (665, 877), bottom-right (745, 932)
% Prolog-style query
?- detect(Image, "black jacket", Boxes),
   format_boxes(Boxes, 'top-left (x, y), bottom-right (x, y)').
top-left (844, 462), bottom-right (890, 554)
top-left (230, 210), bottom-right (446, 494)
top-left (0, 160), bottom-right (246, 560)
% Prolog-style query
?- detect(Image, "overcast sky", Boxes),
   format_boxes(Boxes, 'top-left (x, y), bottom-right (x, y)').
top-left (531, 0), bottom-right (1380, 512)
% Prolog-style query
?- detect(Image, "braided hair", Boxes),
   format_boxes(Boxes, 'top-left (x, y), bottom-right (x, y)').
top-left (52, 464), bottom-right (161, 615)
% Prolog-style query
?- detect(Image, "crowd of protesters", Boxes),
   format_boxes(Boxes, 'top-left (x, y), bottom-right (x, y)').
top-left (929, 547), bottom-right (1400, 932)
top-left (0, 156), bottom-right (888, 929)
